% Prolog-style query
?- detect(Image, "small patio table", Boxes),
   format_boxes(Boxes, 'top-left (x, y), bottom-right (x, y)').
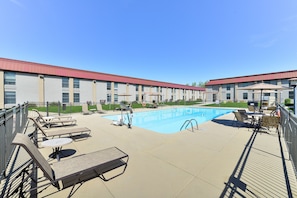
top-left (41, 138), bottom-right (73, 161)
top-left (246, 112), bottom-right (265, 130)
top-left (43, 116), bottom-right (55, 122)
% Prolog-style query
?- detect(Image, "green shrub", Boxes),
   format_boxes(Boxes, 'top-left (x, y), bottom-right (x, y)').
top-left (285, 98), bottom-right (292, 106)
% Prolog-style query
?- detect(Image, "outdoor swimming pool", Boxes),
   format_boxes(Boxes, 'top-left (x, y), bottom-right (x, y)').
top-left (104, 107), bottom-right (233, 134)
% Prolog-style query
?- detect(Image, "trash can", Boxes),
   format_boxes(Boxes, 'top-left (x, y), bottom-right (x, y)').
top-left (62, 103), bottom-right (66, 111)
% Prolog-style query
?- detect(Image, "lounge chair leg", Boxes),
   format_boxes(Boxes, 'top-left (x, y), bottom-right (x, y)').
top-left (68, 181), bottom-right (84, 198)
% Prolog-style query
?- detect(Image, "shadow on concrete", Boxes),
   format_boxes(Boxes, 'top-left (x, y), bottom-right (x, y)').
top-left (48, 149), bottom-right (76, 160)
top-left (212, 118), bottom-right (251, 129)
top-left (219, 128), bottom-right (293, 198)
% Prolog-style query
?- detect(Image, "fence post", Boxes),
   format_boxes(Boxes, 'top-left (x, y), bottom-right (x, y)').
top-left (46, 101), bottom-right (49, 116)
top-left (58, 101), bottom-right (60, 116)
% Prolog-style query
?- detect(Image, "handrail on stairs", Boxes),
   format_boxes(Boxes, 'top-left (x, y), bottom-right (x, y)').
top-left (180, 119), bottom-right (198, 132)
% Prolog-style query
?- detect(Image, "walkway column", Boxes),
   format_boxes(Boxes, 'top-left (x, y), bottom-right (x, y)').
top-left (126, 83), bottom-right (129, 102)
top-left (69, 78), bottom-right (74, 103)
top-left (92, 80), bottom-right (96, 103)
top-left (111, 82), bottom-right (114, 103)
top-left (218, 85), bottom-right (222, 102)
top-left (38, 75), bottom-right (44, 106)
top-left (138, 85), bottom-right (142, 102)
top-left (234, 83), bottom-right (238, 102)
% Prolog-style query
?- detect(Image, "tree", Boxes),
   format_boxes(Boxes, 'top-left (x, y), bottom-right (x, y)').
top-left (198, 81), bottom-right (209, 88)
top-left (187, 81), bottom-right (209, 87)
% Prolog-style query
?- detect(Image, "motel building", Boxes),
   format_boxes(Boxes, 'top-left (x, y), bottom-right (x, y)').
top-left (205, 70), bottom-right (297, 107)
top-left (0, 58), bottom-right (205, 109)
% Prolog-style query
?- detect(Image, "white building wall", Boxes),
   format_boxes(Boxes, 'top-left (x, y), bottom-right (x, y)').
top-left (44, 76), bottom-right (62, 102)
top-left (142, 86), bottom-right (151, 102)
top-left (117, 83), bottom-right (126, 94)
top-left (16, 73), bottom-right (39, 104)
top-left (80, 79), bottom-right (93, 104)
top-left (96, 81), bottom-right (107, 103)
top-left (1, 69), bottom-right (206, 107)
top-left (167, 88), bottom-right (174, 101)
top-left (160, 87), bottom-right (165, 102)
top-left (128, 84), bottom-right (136, 102)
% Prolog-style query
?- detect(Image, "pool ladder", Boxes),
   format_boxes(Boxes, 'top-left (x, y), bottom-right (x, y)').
top-left (180, 119), bottom-right (198, 132)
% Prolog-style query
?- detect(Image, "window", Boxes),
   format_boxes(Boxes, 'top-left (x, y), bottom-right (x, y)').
top-left (107, 82), bottom-right (111, 90)
top-left (107, 94), bottom-right (111, 102)
top-left (62, 93), bottom-right (69, 103)
top-left (4, 72), bottom-right (16, 85)
top-left (289, 91), bottom-right (294, 99)
top-left (226, 93), bottom-right (231, 100)
top-left (4, 91), bottom-right (16, 104)
top-left (74, 93), bottom-right (80, 103)
top-left (243, 93), bottom-right (248, 100)
top-left (114, 83), bottom-right (118, 90)
top-left (136, 94), bottom-right (139, 101)
top-left (62, 77), bottom-right (69, 88)
top-left (114, 94), bottom-right (118, 103)
top-left (226, 85), bottom-right (230, 91)
top-left (73, 78), bottom-right (80, 88)
top-left (136, 85), bottom-right (139, 91)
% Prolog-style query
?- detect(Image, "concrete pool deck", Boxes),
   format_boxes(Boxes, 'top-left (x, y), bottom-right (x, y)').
top-left (30, 106), bottom-right (297, 197)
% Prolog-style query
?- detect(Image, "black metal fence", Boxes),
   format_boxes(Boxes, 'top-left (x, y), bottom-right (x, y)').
top-left (280, 105), bottom-right (297, 177)
top-left (0, 103), bottom-right (41, 198)
top-left (0, 103), bottom-right (28, 180)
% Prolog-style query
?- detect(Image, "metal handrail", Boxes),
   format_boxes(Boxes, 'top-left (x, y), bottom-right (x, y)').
top-left (180, 119), bottom-right (198, 132)
top-left (189, 119), bottom-right (199, 130)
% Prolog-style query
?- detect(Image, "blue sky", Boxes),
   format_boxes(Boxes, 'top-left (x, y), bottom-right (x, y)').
top-left (1, 0), bottom-right (297, 85)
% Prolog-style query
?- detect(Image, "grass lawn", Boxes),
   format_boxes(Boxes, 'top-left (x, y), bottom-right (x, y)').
top-left (205, 101), bottom-right (248, 108)
top-left (28, 101), bottom-right (247, 114)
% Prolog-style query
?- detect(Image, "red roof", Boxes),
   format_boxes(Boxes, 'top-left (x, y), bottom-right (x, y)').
top-left (0, 58), bottom-right (205, 91)
top-left (206, 70), bottom-right (297, 86)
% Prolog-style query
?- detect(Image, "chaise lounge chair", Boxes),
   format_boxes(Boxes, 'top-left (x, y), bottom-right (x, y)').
top-left (12, 133), bottom-right (129, 197)
top-left (29, 117), bottom-right (91, 141)
top-left (82, 104), bottom-right (92, 115)
top-left (32, 109), bottom-right (77, 128)
top-left (96, 103), bottom-right (106, 114)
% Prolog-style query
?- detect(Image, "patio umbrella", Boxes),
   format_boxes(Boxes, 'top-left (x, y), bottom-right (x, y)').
top-left (148, 92), bottom-right (161, 96)
top-left (238, 83), bottom-right (289, 109)
top-left (118, 93), bottom-right (131, 102)
top-left (147, 92), bottom-right (161, 103)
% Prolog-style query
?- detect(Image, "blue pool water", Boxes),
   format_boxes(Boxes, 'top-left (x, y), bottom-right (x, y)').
top-left (103, 107), bottom-right (233, 134)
